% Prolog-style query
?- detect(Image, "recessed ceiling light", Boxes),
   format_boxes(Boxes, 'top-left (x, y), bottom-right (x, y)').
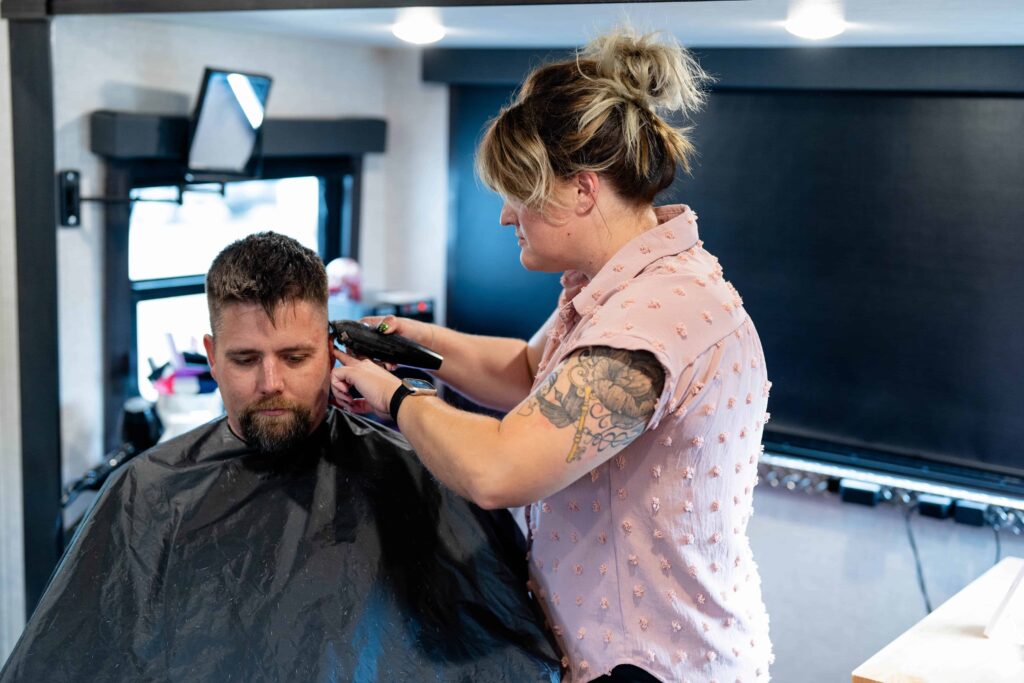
top-left (785, 3), bottom-right (847, 40)
top-left (392, 8), bottom-right (446, 45)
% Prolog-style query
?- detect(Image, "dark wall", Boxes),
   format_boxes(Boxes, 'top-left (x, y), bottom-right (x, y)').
top-left (683, 90), bottom-right (1024, 480)
top-left (446, 86), bottom-right (562, 338)
top-left (446, 68), bottom-right (1024, 486)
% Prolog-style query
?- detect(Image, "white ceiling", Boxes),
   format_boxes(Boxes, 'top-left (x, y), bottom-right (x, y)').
top-left (135, 0), bottom-right (1024, 48)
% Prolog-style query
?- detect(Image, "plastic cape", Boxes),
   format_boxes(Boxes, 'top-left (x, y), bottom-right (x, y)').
top-left (1, 408), bottom-right (560, 682)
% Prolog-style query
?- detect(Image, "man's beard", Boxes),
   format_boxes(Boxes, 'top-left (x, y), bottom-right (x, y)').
top-left (238, 397), bottom-right (313, 453)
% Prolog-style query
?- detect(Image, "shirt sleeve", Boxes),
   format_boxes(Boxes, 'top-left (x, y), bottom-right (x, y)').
top-left (547, 267), bottom-right (749, 429)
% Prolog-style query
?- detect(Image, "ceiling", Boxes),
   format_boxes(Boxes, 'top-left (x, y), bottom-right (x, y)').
top-left (131, 0), bottom-right (1024, 48)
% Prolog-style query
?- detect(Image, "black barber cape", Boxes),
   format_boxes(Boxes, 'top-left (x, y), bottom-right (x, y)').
top-left (1, 409), bottom-right (560, 682)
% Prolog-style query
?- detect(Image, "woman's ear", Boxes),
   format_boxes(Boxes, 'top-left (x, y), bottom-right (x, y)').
top-left (574, 171), bottom-right (601, 214)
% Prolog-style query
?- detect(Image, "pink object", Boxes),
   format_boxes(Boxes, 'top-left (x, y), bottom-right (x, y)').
top-left (325, 257), bottom-right (362, 302)
top-left (527, 205), bottom-right (773, 682)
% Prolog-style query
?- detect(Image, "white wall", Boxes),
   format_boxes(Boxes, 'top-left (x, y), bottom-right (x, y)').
top-left (0, 16), bottom-right (27, 663)
top-left (378, 48), bottom-right (449, 323)
top-left (50, 16), bottom-right (448, 482)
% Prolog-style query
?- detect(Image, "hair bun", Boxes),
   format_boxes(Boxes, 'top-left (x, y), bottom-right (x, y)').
top-left (582, 28), bottom-right (712, 116)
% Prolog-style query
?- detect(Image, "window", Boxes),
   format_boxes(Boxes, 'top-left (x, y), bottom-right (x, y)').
top-left (129, 178), bottom-right (321, 280)
top-left (128, 176), bottom-right (323, 402)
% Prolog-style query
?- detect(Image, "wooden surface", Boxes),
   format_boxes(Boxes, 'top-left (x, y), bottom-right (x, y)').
top-left (852, 556), bottom-right (1024, 683)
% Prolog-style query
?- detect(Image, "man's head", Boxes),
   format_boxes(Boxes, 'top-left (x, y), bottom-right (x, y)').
top-left (203, 232), bottom-right (332, 453)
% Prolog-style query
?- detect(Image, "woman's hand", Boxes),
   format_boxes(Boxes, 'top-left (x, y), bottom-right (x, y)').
top-left (331, 347), bottom-right (403, 420)
top-left (350, 315), bottom-right (438, 372)
top-left (360, 315), bottom-right (437, 352)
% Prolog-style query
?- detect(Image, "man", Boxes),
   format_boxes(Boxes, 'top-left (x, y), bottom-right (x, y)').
top-left (0, 233), bottom-right (559, 682)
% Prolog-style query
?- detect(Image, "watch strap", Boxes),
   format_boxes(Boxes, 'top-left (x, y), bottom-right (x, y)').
top-left (389, 383), bottom-right (413, 422)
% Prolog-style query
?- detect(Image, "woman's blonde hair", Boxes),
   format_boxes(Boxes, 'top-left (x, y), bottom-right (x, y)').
top-left (477, 28), bottom-right (712, 212)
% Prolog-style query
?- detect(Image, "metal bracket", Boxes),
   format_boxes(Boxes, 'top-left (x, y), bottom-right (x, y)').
top-left (57, 169), bottom-right (200, 227)
top-left (57, 170), bottom-right (134, 227)
top-left (58, 170), bottom-right (82, 227)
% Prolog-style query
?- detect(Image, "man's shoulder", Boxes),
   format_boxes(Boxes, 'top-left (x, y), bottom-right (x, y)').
top-left (99, 417), bottom-right (247, 497)
top-left (140, 416), bottom-right (238, 468)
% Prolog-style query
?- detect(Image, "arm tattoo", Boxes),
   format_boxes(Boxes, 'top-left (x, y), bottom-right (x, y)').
top-left (517, 347), bottom-right (666, 463)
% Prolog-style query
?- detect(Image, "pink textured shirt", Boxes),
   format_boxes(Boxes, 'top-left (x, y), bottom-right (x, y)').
top-left (526, 205), bottom-right (774, 682)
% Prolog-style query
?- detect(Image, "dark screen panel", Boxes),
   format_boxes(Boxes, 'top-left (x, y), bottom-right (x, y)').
top-left (682, 91), bottom-right (1024, 479)
top-left (449, 85), bottom-right (1024, 483)
top-left (447, 86), bottom-right (562, 338)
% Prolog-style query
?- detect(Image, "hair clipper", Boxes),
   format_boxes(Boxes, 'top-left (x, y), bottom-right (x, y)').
top-left (329, 320), bottom-right (443, 371)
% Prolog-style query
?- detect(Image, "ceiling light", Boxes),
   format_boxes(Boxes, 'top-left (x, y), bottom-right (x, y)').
top-left (785, 3), bottom-right (847, 40)
top-left (392, 8), bottom-right (446, 45)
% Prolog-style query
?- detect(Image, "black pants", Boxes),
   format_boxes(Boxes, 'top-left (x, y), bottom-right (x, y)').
top-left (589, 664), bottom-right (662, 682)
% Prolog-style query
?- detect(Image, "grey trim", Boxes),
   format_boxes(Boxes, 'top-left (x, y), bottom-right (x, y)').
top-left (347, 156), bottom-right (363, 261)
top-left (90, 111), bottom-right (387, 160)
top-left (101, 166), bottom-right (133, 455)
top-left (263, 119), bottom-right (387, 157)
top-left (130, 275), bottom-right (207, 298)
top-left (424, 48), bottom-right (571, 86)
top-left (694, 46), bottom-right (1024, 93)
top-left (0, 0), bottom-right (47, 20)
top-left (5, 0), bottom-right (712, 18)
top-left (9, 18), bottom-right (61, 615)
top-left (424, 46), bottom-right (1024, 93)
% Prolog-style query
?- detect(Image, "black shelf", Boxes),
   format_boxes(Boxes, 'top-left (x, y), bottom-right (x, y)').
top-left (89, 110), bottom-right (387, 161)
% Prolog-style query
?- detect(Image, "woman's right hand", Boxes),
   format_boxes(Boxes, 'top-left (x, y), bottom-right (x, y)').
top-left (360, 315), bottom-right (438, 352)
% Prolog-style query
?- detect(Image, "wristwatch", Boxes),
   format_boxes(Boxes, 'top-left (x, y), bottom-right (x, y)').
top-left (389, 377), bottom-right (437, 422)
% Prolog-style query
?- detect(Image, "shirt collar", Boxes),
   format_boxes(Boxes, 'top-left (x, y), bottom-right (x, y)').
top-left (569, 204), bottom-right (701, 316)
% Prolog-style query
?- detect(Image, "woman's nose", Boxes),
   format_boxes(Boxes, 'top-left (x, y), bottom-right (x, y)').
top-left (499, 203), bottom-right (517, 227)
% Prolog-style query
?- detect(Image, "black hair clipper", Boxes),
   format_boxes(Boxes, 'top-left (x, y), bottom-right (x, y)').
top-left (330, 320), bottom-right (443, 371)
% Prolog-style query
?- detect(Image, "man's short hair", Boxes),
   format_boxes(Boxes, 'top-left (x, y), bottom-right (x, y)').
top-left (206, 232), bottom-right (328, 334)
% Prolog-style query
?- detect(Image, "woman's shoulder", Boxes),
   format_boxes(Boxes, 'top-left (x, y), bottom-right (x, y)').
top-left (601, 258), bottom-right (742, 331)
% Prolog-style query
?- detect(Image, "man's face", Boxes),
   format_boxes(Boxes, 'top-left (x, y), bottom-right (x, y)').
top-left (203, 299), bottom-right (332, 453)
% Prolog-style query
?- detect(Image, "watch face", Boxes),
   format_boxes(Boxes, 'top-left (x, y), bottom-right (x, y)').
top-left (404, 378), bottom-right (436, 393)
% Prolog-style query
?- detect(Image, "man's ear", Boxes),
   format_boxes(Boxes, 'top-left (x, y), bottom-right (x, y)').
top-left (574, 171), bottom-right (600, 215)
top-left (326, 330), bottom-right (336, 370)
top-left (203, 334), bottom-right (218, 381)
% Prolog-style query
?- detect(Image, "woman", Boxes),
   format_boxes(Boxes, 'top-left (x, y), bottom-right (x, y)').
top-left (331, 28), bottom-right (774, 683)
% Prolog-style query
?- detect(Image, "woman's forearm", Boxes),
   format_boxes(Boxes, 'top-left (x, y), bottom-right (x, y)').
top-left (428, 326), bottom-right (535, 411)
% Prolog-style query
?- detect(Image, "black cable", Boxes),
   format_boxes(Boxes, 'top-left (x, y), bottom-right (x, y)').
top-left (993, 525), bottom-right (1002, 565)
top-left (904, 504), bottom-right (933, 614)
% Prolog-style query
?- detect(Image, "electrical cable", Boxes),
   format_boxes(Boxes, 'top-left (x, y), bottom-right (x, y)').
top-left (993, 525), bottom-right (1002, 565)
top-left (904, 504), bottom-right (933, 614)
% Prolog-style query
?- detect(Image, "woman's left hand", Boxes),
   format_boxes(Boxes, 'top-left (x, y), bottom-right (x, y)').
top-left (331, 347), bottom-right (403, 420)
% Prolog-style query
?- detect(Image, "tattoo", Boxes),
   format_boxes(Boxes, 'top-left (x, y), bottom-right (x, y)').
top-left (515, 373), bottom-right (555, 418)
top-left (528, 347), bottom-right (666, 463)
top-left (515, 400), bottom-right (537, 417)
